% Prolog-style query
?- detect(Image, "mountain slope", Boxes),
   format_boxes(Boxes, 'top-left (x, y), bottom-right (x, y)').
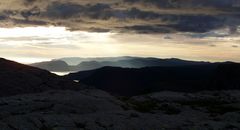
top-left (30, 60), bottom-right (70, 72)
top-left (31, 57), bottom-right (210, 72)
top-left (58, 56), bottom-right (135, 65)
top-left (0, 58), bottom-right (83, 97)
top-left (93, 57), bottom-right (209, 68)
top-left (66, 63), bottom-right (240, 96)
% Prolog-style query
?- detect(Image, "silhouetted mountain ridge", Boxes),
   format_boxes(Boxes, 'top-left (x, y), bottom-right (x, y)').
top-left (66, 62), bottom-right (240, 96)
top-left (30, 60), bottom-right (70, 72)
top-left (58, 56), bottom-right (136, 65)
top-left (30, 57), bottom-right (211, 72)
top-left (0, 58), bottom-right (83, 97)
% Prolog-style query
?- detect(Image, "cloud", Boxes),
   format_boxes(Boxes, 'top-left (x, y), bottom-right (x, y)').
top-left (123, 0), bottom-right (240, 10)
top-left (232, 45), bottom-right (239, 48)
top-left (0, 0), bottom-right (239, 35)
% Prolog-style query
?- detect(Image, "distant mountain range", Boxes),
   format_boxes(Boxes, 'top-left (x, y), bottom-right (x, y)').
top-left (7, 56), bottom-right (240, 96)
top-left (30, 60), bottom-right (70, 72)
top-left (66, 62), bottom-right (240, 96)
top-left (30, 57), bottom-right (211, 72)
top-left (0, 58), bottom-right (84, 97)
top-left (58, 56), bottom-right (135, 65)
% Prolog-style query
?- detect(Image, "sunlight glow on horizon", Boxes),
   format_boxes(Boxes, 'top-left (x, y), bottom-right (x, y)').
top-left (9, 57), bottom-right (50, 64)
top-left (0, 26), bottom-right (120, 63)
top-left (0, 26), bottom-right (240, 64)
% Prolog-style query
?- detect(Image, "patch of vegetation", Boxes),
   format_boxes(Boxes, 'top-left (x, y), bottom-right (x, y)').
top-left (40, 125), bottom-right (54, 130)
top-left (130, 113), bottom-right (140, 118)
top-left (159, 104), bottom-right (181, 115)
top-left (75, 122), bottom-right (86, 128)
top-left (127, 99), bottom-right (181, 114)
top-left (129, 100), bottom-right (159, 113)
top-left (207, 105), bottom-right (240, 115)
top-left (179, 99), bottom-right (240, 114)
top-left (179, 99), bottom-right (226, 107)
top-left (118, 96), bottom-right (131, 101)
top-left (225, 124), bottom-right (239, 129)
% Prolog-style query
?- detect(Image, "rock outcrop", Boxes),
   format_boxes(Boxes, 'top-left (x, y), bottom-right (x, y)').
top-left (0, 89), bottom-right (239, 130)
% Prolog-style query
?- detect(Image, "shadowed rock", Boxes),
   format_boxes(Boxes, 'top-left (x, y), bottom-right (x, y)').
top-left (0, 89), bottom-right (239, 130)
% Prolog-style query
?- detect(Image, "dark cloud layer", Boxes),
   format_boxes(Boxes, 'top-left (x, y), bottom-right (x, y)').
top-left (0, 0), bottom-right (240, 35)
top-left (124, 0), bottom-right (240, 8)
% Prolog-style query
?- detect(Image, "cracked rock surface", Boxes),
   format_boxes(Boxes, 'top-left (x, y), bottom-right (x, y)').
top-left (0, 89), bottom-right (240, 130)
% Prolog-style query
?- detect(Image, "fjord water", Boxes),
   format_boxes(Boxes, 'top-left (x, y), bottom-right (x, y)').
top-left (51, 71), bottom-right (73, 76)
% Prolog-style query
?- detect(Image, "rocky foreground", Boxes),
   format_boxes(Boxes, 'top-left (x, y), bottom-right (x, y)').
top-left (0, 89), bottom-right (240, 130)
top-left (0, 58), bottom-right (240, 129)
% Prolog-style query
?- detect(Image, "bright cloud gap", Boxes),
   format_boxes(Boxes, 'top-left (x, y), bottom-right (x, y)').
top-left (0, 26), bottom-right (239, 64)
top-left (0, 26), bottom-right (118, 63)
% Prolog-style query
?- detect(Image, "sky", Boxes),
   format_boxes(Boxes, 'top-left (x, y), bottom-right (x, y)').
top-left (0, 0), bottom-right (240, 63)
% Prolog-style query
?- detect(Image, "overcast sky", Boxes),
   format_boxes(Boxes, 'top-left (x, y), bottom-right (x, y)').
top-left (0, 0), bottom-right (240, 63)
